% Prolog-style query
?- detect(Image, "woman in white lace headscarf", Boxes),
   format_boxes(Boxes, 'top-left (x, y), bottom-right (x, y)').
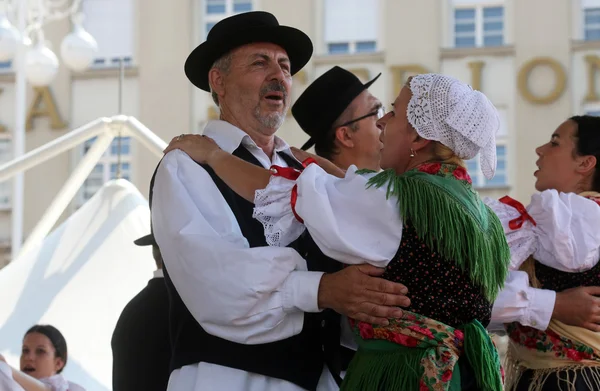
top-left (164, 73), bottom-right (510, 391)
top-left (0, 325), bottom-right (84, 391)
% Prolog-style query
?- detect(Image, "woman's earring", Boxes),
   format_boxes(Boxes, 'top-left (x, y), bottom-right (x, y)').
top-left (410, 148), bottom-right (416, 158)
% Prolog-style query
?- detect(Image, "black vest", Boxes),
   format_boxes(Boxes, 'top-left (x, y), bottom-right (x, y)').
top-left (535, 259), bottom-right (600, 292)
top-left (149, 147), bottom-right (344, 391)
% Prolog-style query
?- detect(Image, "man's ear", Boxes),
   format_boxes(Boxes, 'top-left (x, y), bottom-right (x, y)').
top-left (334, 126), bottom-right (355, 148)
top-left (208, 68), bottom-right (226, 99)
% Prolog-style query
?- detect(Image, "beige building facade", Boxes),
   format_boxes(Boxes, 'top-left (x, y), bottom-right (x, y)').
top-left (0, 0), bottom-right (599, 267)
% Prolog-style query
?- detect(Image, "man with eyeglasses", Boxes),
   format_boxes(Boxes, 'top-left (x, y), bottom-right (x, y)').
top-left (293, 66), bottom-right (385, 171)
top-left (151, 12), bottom-right (410, 391)
top-left (289, 66), bottom-right (385, 377)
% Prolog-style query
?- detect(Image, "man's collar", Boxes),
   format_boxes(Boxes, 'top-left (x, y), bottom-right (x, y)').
top-left (202, 120), bottom-right (292, 155)
top-left (153, 269), bottom-right (164, 279)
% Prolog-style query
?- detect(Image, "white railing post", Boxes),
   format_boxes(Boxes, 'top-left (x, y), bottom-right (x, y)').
top-left (0, 115), bottom-right (168, 260)
top-left (0, 117), bottom-right (111, 183)
top-left (11, 0), bottom-right (30, 258)
top-left (18, 131), bottom-right (115, 257)
top-left (123, 116), bottom-right (168, 155)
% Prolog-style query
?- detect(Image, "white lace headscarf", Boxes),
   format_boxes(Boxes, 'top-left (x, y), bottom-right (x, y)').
top-left (407, 73), bottom-right (500, 179)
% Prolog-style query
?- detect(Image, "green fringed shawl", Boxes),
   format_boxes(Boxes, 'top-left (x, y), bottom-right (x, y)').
top-left (340, 319), bottom-right (503, 391)
top-left (358, 164), bottom-right (510, 301)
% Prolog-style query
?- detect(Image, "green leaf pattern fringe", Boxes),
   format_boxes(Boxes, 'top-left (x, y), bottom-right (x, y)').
top-left (358, 164), bottom-right (510, 301)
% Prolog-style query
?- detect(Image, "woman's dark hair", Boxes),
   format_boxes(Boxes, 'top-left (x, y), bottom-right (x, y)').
top-left (25, 325), bottom-right (68, 373)
top-left (569, 115), bottom-right (600, 192)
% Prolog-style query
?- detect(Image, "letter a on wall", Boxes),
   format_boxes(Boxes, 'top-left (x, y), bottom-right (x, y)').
top-left (26, 87), bottom-right (67, 131)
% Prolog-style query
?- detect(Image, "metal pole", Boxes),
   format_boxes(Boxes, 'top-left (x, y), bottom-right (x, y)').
top-left (116, 57), bottom-right (124, 178)
top-left (18, 130), bottom-right (115, 257)
top-left (12, 0), bottom-right (28, 258)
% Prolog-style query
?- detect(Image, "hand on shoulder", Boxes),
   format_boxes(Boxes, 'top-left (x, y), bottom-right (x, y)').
top-left (163, 134), bottom-right (222, 164)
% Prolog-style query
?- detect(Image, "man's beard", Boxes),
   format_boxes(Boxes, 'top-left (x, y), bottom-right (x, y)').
top-left (253, 81), bottom-right (288, 129)
top-left (253, 107), bottom-right (286, 129)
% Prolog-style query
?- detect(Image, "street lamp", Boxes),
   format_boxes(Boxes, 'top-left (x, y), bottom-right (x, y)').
top-left (0, 0), bottom-right (98, 258)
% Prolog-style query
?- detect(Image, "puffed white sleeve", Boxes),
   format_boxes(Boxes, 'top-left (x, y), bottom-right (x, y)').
top-left (0, 362), bottom-right (24, 391)
top-left (529, 190), bottom-right (600, 272)
top-left (483, 197), bottom-right (537, 270)
top-left (152, 150), bottom-right (323, 345)
top-left (254, 164), bottom-right (403, 268)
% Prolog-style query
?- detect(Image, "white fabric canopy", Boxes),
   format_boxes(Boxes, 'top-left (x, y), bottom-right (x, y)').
top-left (0, 179), bottom-right (156, 391)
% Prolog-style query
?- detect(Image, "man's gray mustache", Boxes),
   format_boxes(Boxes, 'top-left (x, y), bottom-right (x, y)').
top-left (260, 83), bottom-right (288, 101)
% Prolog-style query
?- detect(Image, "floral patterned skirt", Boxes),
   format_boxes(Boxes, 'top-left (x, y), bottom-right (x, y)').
top-left (341, 311), bottom-right (503, 391)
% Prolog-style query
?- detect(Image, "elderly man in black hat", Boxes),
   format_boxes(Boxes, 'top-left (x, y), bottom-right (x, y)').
top-left (111, 234), bottom-right (170, 391)
top-left (150, 11), bottom-right (409, 391)
top-left (293, 66), bottom-right (384, 172)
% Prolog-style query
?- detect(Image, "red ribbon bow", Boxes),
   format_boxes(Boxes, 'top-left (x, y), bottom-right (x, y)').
top-left (269, 157), bottom-right (318, 224)
top-left (499, 196), bottom-right (537, 230)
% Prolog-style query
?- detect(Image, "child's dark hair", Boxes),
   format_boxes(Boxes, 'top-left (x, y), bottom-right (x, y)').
top-left (25, 325), bottom-right (68, 373)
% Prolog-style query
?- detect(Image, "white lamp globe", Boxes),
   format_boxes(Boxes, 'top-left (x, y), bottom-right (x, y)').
top-left (24, 42), bottom-right (59, 86)
top-left (0, 14), bottom-right (20, 62)
top-left (60, 24), bottom-right (98, 71)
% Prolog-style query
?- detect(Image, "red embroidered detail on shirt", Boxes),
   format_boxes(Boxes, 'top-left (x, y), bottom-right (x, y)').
top-left (268, 157), bottom-right (319, 224)
top-left (499, 196), bottom-right (537, 230)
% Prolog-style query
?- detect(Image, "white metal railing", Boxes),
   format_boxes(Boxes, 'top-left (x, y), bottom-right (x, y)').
top-left (0, 115), bottom-right (167, 259)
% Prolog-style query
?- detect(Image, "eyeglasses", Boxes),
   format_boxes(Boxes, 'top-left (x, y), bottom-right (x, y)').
top-left (339, 106), bottom-right (386, 127)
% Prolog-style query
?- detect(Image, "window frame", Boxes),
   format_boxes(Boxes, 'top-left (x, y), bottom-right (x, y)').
top-left (325, 40), bottom-right (378, 55)
top-left (582, 0), bottom-right (600, 41)
top-left (465, 106), bottom-right (509, 189)
top-left (0, 60), bottom-right (13, 74)
top-left (81, 0), bottom-right (136, 69)
top-left (452, 2), bottom-right (505, 48)
top-left (79, 136), bottom-right (133, 204)
top-left (203, 0), bottom-right (254, 39)
top-left (322, 0), bottom-right (380, 55)
top-left (466, 142), bottom-right (509, 189)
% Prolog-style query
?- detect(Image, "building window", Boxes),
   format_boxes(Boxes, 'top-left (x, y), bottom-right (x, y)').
top-left (584, 8), bottom-right (600, 40)
top-left (324, 0), bottom-right (379, 55)
top-left (81, 137), bottom-right (132, 202)
top-left (453, 4), bottom-right (504, 48)
top-left (207, 0), bottom-right (226, 14)
top-left (466, 108), bottom-right (508, 188)
top-left (82, 0), bottom-right (135, 68)
top-left (204, 0), bottom-right (253, 38)
top-left (0, 60), bottom-right (12, 73)
top-left (0, 139), bottom-right (11, 208)
top-left (466, 145), bottom-right (508, 188)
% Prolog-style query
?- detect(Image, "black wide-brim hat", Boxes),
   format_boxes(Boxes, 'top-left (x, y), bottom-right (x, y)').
top-left (133, 234), bottom-right (156, 247)
top-left (292, 66), bottom-right (381, 150)
top-left (185, 11), bottom-right (313, 92)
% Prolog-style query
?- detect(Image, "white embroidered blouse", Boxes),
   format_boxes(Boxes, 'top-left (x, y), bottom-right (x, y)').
top-left (253, 163), bottom-right (404, 268)
top-left (484, 190), bottom-right (600, 273)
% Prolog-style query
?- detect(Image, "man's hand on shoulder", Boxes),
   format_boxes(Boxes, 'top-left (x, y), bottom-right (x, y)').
top-left (553, 286), bottom-right (600, 332)
top-left (317, 264), bottom-right (410, 325)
